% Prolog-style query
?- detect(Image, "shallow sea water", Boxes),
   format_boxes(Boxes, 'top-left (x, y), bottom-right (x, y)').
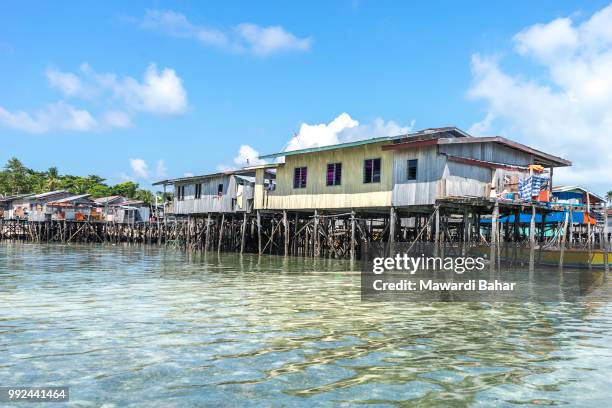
top-left (1, 242), bottom-right (611, 407)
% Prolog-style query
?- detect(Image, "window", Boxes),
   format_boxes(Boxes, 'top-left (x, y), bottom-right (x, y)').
top-left (293, 167), bottom-right (307, 188)
top-left (217, 183), bottom-right (224, 195)
top-left (177, 185), bottom-right (185, 201)
top-left (363, 158), bottom-right (381, 183)
top-left (195, 183), bottom-right (202, 199)
top-left (407, 159), bottom-right (418, 180)
top-left (326, 163), bottom-right (342, 186)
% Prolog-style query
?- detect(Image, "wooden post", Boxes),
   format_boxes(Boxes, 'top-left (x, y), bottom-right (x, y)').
top-left (529, 204), bottom-right (536, 248)
top-left (204, 213), bottom-right (211, 251)
top-left (434, 206), bottom-right (440, 245)
top-left (513, 209), bottom-right (520, 242)
top-left (240, 212), bottom-right (247, 254)
top-left (491, 201), bottom-right (499, 245)
top-left (604, 204), bottom-right (609, 273)
top-left (186, 215), bottom-right (191, 248)
top-left (559, 210), bottom-right (568, 268)
top-left (257, 210), bottom-right (262, 255)
top-left (350, 210), bottom-right (356, 261)
top-left (293, 212), bottom-right (299, 255)
top-left (217, 213), bottom-right (225, 253)
top-left (389, 206), bottom-right (396, 254)
top-left (269, 218), bottom-right (275, 255)
top-left (540, 213), bottom-right (547, 243)
top-left (314, 210), bottom-right (320, 257)
top-left (283, 210), bottom-right (289, 257)
top-left (462, 208), bottom-right (469, 243)
top-left (587, 192), bottom-right (592, 249)
top-left (568, 206), bottom-right (574, 246)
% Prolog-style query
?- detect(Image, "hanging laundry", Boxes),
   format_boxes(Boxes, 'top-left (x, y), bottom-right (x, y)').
top-left (519, 176), bottom-right (532, 200)
top-left (518, 175), bottom-right (549, 200)
top-left (531, 175), bottom-right (548, 196)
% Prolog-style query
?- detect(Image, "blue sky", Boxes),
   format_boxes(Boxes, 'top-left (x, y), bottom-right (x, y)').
top-left (1, 1), bottom-right (611, 193)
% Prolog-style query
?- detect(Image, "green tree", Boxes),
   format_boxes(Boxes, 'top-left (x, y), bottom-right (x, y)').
top-left (111, 181), bottom-right (139, 198)
top-left (134, 189), bottom-right (154, 204)
top-left (46, 167), bottom-right (62, 191)
top-left (0, 158), bottom-right (156, 203)
top-left (87, 184), bottom-right (112, 198)
top-left (2, 157), bottom-right (29, 194)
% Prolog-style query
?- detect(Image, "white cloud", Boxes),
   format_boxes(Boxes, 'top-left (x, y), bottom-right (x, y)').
top-left (0, 63), bottom-right (187, 134)
top-left (130, 158), bottom-right (149, 179)
top-left (235, 24), bottom-right (311, 56)
top-left (218, 113), bottom-right (414, 169)
top-left (183, 172), bottom-right (194, 177)
top-left (46, 68), bottom-right (83, 96)
top-left (56, 63), bottom-right (188, 115)
top-left (127, 158), bottom-right (169, 180)
top-left (468, 4), bottom-right (612, 193)
top-left (139, 9), bottom-right (311, 56)
top-left (233, 145), bottom-right (267, 167)
top-left (0, 101), bottom-right (98, 133)
top-left (284, 113), bottom-right (413, 152)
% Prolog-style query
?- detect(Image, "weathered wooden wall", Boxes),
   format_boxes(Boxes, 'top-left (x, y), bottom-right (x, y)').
top-left (391, 146), bottom-right (445, 206)
top-left (439, 142), bottom-right (533, 166)
top-left (256, 142), bottom-right (393, 210)
top-left (173, 175), bottom-right (254, 214)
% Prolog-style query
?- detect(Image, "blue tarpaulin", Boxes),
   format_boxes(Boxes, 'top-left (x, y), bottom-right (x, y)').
top-left (481, 211), bottom-right (586, 224)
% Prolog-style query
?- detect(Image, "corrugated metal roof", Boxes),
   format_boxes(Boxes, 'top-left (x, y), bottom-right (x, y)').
top-left (112, 199), bottom-right (146, 206)
top-left (258, 127), bottom-right (470, 159)
top-left (0, 193), bottom-right (33, 203)
top-left (32, 190), bottom-right (69, 199)
top-left (153, 168), bottom-right (258, 186)
top-left (259, 136), bottom-right (394, 159)
top-left (48, 194), bottom-right (91, 204)
top-left (94, 195), bottom-right (124, 204)
top-left (235, 175), bottom-right (256, 183)
top-left (385, 136), bottom-right (571, 167)
top-left (553, 186), bottom-right (605, 202)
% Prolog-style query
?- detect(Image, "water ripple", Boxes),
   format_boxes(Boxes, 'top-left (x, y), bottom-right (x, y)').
top-left (1, 242), bottom-right (611, 406)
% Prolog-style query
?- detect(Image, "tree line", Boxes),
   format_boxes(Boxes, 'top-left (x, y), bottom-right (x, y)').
top-left (0, 157), bottom-right (159, 204)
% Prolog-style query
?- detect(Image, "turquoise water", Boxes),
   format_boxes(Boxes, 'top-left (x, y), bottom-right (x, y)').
top-left (1, 243), bottom-right (612, 407)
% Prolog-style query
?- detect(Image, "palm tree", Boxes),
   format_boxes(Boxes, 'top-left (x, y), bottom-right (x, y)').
top-left (607, 190), bottom-right (612, 205)
top-left (46, 167), bottom-right (61, 191)
top-left (134, 189), bottom-right (154, 204)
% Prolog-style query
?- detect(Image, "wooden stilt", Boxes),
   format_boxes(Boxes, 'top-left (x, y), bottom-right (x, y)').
top-left (218, 213), bottom-right (225, 253)
top-left (604, 205), bottom-right (609, 273)
top-left (529, 204), bottom-right (536, 247)
top-left (491, 200), bottom-right (499, 245)
top-left (389, 206), bottom-right (396, 254)
top-left (587, 193), bottom-right (592, 249)
top-left (350, 210), bottom-right (356, 261)
top-left (568, 206), bottom-right (574, 246)
top-left (257, 210), bottom-right (262, 255)
top-left (205, 213), bottom-right (211, 250)
top-left (559, 210), bottom-right (568, 268)
top-left (240, 212), bottom-right (247, 254)
top-left (434, 206), bottom-right (440, 245)
top-left (314, 210), bottom-right (320, 257)
top-left (283, 210), bottom-right (288, 257)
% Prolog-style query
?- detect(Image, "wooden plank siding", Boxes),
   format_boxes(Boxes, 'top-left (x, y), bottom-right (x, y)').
top-left (173, 175), bottom-right (255, 214)
top-left (439, 142), bottom-right (532, 166)
top-left (255, 141), bottom-right (394, 210)
top-left (391, 146), bottom-right (446, 206)
top-left (255, 139), bottom-right (546, 210)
